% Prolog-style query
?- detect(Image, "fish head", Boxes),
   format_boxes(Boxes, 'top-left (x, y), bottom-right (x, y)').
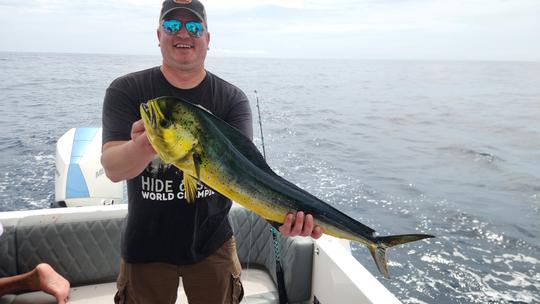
top-left (140, 97), bottom-right (199, 164)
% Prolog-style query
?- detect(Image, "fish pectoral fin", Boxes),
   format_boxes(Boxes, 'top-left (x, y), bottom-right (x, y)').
top-left (193, 152), bottom-right (202, 184)
top-left (183, 174), bottom-right (199, 203)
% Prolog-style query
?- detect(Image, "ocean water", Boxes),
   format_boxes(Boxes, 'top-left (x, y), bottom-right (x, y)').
top-left (0, 52), bottom-right (539, 303)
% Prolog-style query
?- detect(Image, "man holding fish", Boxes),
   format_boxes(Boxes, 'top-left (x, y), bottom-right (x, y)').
top-left (101, 0), bottom-right (321, 303)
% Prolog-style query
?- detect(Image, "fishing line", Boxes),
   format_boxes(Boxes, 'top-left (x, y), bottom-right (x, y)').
top-left (240, 90), bottom-right (263, 304)
top-left (241, 90), bottom-right (265, 304)
top-left (228, 91), bottom-right (266, 304)
top-left (245, 207), bottom-right (254, 304)
top-left (252, 90), bottom-right (288, 304)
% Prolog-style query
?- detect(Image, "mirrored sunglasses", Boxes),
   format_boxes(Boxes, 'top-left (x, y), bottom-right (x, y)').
top-left (162, 19), bottom-right (204, 38)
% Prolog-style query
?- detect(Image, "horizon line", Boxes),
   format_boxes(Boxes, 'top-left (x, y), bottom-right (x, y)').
top-left (0, 50), bottom-right (539, 64)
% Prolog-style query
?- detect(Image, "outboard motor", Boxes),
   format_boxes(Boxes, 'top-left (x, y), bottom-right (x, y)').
top-left (54, 127), bottom-right (123, 207)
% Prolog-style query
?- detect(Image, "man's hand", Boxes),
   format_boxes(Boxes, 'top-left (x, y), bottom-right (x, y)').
top-left (101, 119), bottom-right (156, 182)
top-left (278, 211), bottom-right (323, 239)
top-left (130, 119), bottom-right (156, 155)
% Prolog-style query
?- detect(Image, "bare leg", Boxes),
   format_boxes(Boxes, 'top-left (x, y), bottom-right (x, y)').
top-left (0, 272), bottom-right (33, 297)
top-left (30, 263), bottom-right (70, 304)
top-left (0, 263), bottom-right (70, 303)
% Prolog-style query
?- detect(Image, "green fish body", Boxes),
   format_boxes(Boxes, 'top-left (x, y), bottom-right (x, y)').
top-left (140, 96), bottom-right (433, 278)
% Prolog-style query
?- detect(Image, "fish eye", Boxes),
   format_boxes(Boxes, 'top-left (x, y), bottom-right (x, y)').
top-left (160, 119), bottom-right (172, 128)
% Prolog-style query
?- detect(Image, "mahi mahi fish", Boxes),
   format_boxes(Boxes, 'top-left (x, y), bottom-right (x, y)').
top-left (140, 96), bottom-right (434, 278)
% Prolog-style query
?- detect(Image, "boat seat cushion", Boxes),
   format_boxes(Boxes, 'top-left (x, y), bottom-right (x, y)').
top-left (15, 217), bottom-right (122, 287)
top-left (1, 205), bottom-right (313, 304)
top-left (0, 268), bottom-right (278, 304)
top-left (0, 223), bottom-right (17, 278)
top-left (229, 205), bottom-right (314, 303)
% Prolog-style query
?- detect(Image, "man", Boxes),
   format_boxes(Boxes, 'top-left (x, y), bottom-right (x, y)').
top-left (101, 1), bottom-right (322, 303)
top-left (0, 223), bottom-right (70, 304)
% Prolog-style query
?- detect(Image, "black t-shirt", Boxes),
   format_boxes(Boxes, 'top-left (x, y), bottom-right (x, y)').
top-left (102, 67), bottom-right (253, 265)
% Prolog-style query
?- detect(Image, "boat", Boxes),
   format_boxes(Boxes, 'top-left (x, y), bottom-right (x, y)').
top-left (0, 128), bottom-right (402, 303)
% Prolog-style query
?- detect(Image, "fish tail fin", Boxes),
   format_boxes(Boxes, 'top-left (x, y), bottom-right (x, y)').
top-left (367, 244), bottom-right (390, 279)
top-left (368, 234), bottom-right (434, 279)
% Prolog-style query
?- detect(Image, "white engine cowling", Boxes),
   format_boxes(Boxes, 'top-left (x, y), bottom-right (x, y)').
top-left (55, 127), bottom-right (124, 207)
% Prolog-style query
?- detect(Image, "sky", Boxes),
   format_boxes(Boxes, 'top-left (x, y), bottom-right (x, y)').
top-left (0, 0), bottom-right (539, 61)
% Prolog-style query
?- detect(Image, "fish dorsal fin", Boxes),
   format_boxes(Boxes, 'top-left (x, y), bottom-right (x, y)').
top-left (194, 104), bottom-right (212, 114)
top-left (186, 99), bottom-right (337, 199)
top-left (183, 174), bottom-right (198, 203)
top-left (218, 125), bottom-right (274, 173)
top-left (193, 108), bottom-right (274, 174)
top-left (163, 96), bottom-right (271, 174)
top-left (199, 112), bottom-right (326, 199)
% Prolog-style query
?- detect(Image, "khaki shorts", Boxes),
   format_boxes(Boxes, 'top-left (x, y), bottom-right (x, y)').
top-left (114, 237), bottom-right (244, 304)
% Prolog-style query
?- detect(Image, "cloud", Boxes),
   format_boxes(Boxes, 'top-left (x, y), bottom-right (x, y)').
top-left (205, 0), bottom-right (306, 10)
top-left (222, 0), bottom-right (540, 36)
top-left (273, 23), bottom-right (421, 33)
top-left (0, 0), bottom-right (159, 17)
top-left (0, 0), bottom-right (539, 60)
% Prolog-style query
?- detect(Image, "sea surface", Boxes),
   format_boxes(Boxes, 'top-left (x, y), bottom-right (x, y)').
top-left (0, 52), bottom-right (539, 303)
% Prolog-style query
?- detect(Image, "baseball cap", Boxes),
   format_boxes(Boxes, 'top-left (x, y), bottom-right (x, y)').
top-left (160, 0), bottom-right (207, 27)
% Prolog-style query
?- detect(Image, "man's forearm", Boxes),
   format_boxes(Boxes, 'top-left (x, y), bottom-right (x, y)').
top-left (101, 140), bottom-right (155, 182)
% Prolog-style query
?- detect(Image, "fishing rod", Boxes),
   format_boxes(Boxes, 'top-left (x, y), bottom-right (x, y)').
top-left (254, 90), bottom-right (267, 160)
